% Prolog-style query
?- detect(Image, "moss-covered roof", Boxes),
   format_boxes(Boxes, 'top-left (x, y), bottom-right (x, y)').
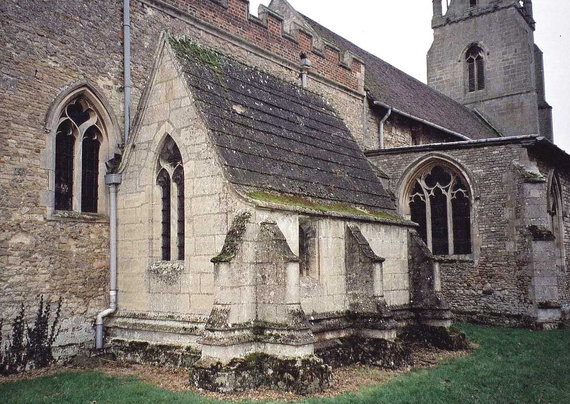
top-left (169, 36), bottom-right (396, 212)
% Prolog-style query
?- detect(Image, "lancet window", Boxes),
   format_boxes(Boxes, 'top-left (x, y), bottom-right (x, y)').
top-left (156, 136), bottom-right (185, 262)
top-left (408, 165), bottom-right (472, 255)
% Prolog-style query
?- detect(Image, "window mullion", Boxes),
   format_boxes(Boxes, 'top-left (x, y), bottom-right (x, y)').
top-left (447, 190), bottom-right (454, 255)
top-left (73, 131), bottom-right (83, 212)
top-left (424, 187), bottom-right (433, 252)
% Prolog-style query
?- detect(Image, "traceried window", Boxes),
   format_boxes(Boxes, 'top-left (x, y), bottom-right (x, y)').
top-left (548, 172), bottom-right (566, 270)
top-left (156, 136), bottom-right (185, 262)
top-left (466, 45), bottom-right (485, 92)
top-left (408, 165), bottom-right (472, 255)
top-left (54, 97), bottom-right (103, 212)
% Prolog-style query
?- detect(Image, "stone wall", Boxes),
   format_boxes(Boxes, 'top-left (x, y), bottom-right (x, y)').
top-left (562, 171), bottom-right (570, 310)
top-left (363, 104), bottom-right (458, 152)
top-left (0, 0), bottom-right (125, 354)
top-left (116, 43), bottom-right (247, 323)
top-left (533, 156), bottom-right (570, 315)
top-left (0, 0), bottom-right (375, 353)
top-left (428, 3), bottom-right (542, 137)
top-left (368, 142), bottom-right (543, 325)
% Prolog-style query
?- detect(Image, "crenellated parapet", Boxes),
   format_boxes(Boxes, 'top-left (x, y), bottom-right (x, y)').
top-left (154, 0), bottom-right (365, 92)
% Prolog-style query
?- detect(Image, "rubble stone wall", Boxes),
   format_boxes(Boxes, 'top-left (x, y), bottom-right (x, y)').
top-left (369, 143), bottom-right (544, 325)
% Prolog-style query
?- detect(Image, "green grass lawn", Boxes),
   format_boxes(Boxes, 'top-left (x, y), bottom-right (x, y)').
top-left (2, 324), bottom-right (569, 404)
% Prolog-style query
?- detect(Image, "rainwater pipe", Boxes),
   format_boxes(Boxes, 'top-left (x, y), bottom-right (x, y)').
top-left (123, 0), bottom-right (132, 144)
top-left (300, 53), bottom-right (311, 89)
top-left (96, 173), bottom-right (121, 349)
top-left (95, 0), bottom-right (130, 349)
top-left (378, 107), bottom-right (392, 149)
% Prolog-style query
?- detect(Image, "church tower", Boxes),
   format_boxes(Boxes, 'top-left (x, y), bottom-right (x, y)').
top-left (427, 0), bottom-right (553, 140)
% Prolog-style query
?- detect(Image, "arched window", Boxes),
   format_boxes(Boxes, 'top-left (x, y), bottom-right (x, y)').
top-left (466, 45), bottom-right (485, 92)
top-left (156, 136), bottom-right (185, 262)
top-left (548, 172), bottom-right (566, 270)
top-left (54, 97), bottom-right (103, 213)
top-left (408, 165), bottom-right (472, 255)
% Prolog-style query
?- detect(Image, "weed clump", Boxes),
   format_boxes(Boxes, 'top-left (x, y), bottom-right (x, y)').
top-left (0, 296), bottom-right (62, 375)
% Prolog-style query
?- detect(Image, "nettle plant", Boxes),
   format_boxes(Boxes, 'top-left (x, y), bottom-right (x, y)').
top-left (0, 296), bottom-right (62, 375)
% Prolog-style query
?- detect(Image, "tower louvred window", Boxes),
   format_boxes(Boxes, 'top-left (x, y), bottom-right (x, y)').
top-left (466, 45), bottom-right (485, 92)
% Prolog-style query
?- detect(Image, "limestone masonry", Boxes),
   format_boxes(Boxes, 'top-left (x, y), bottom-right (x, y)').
top-left (1, 0), bottom-right (568, 392)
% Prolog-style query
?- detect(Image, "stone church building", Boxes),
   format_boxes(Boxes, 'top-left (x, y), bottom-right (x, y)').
top-left (1, 0), bottom-right (569, 391)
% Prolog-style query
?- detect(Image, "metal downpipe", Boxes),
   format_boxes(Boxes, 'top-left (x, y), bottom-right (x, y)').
top-left (96, 176), bottom-right (121, 349)
top-left (95, 0), bottom-right (130, 349)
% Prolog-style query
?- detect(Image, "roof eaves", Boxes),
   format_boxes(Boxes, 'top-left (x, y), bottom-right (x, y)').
top-left (368, 95), bottom-right (471, 141)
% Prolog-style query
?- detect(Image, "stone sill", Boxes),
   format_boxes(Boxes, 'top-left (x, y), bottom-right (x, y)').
top-left (433, 254), bottom-right (474, 264)
top-left (46, 210), bottom-right (108, 223)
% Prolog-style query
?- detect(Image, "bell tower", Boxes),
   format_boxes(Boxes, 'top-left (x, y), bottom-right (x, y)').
top-left (427, 0), bottom-right (553, 140)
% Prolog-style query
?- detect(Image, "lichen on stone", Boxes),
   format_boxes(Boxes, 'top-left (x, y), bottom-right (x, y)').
top-left (245, 190), bottom-right (404, 222)
top-left (528, 225), bottom-right (556, 241)
top-left (211, 212), bottom-right (252, 263)
top-left (147, 260), bottom-right (184, 284)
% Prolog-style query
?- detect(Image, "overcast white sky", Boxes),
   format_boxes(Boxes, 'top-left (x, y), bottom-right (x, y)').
top-left (249, 1), bottom-right (570, 153)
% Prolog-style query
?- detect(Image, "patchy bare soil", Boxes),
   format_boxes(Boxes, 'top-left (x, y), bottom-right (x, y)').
top-left (0, 345), bottom-right (471, 402)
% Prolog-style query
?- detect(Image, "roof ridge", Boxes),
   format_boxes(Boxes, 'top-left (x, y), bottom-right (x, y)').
top-left (299, 14), bottom-right (500, 139)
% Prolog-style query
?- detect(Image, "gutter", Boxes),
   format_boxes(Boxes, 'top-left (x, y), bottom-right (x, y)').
top-left (365, 134), bottom-right (540, 157)
top-left (372, 100), bottom-right (471, 141)
top-left (96, 0), bottom-right (130, 349)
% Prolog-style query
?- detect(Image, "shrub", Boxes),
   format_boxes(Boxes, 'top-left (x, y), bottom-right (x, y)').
top-left (0, 296), bottom-right (62, 375)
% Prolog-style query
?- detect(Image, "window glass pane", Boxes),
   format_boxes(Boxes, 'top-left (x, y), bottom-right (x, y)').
top-left (430, 187), bottom-right (449, 255)
top-left (468, 60), bottom-right (476, 92)
top-left (158, 170), bottom-right (171, 261)
top-left (476, 56), bottom-right (485, 90)
top-left (410, 194), bottom-right (427, 244)
top-left (410, 181), bottom-right (427, 244)
top-left (55, 123), bottom-right (75, 211)
top-left (174, 168), bottom-right (185, 261)
top-left (81, 128), bottom-right (100, 213)
top-left (452, 189), bottom-right (472, 254)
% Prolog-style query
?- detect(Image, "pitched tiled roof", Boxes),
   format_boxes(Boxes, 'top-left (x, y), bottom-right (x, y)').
top-left (169, 37), bottom-right (395, 211)
top-left (302, 16), bottom-right (501, 140)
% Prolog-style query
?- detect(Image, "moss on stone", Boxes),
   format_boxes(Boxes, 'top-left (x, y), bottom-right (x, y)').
top-left (168, 36), bottom-right (223, 72)
top-left (246, 190), bottom-right (404, 222)
top-left (211, 212), bottom-right (252, 263)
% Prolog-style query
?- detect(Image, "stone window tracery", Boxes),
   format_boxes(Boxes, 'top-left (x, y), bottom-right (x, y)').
top-left (156, 136), bottom-right (185, 262)
top-left (466, 45), bottom-right (485, 92)
top-left (54, 97), bottom-right (103, 213)
top-left (408, 165), bottom-right (472, 255)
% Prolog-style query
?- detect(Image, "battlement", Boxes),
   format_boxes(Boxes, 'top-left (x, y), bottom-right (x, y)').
top-left (432, 0), bottom-right (535, 30)
top-left (156, 0), bottom-right (365, 92)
